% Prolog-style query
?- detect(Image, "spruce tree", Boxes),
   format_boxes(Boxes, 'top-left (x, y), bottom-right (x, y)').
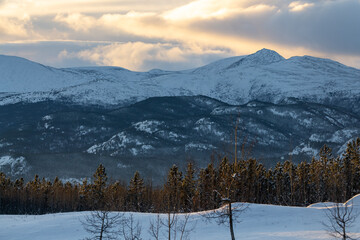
top-left (128, 171), bottom-right (145, 211)
top-left (164, 165), bottom-right (182, 212)
top-left (181, 162), bottom-right (196, 212)
top-left (92, 164), bottom-right (108, 210)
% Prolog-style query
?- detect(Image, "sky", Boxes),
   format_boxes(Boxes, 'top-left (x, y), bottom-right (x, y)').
top-left (0, 0), bottom-right (360, 71)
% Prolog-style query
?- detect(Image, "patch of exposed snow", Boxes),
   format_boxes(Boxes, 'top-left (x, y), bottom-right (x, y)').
top-left (299, 118), bottom-right (313, 127)
top-left (211, 107), bottom-right (239, 115)
top-left (309, 134), bottom-right (323, 142)
top-left (130, 148), bottom-right (138, 156)
top-left (141, 145), bottom-right (154, 151)
top-left (42, 115), bottom-right (52, 121)
top-left (0, 141), bottom-right (12, 148)
top-left (337, 137), bottom-right (359, 155)
top-left (185, 143), bottom-right (216, 151)
top-left (194, 118), bottom-right (224, 137)
top-left (60, 178), bottom-right (86, 184)
top-left (76, 126), bottom-right (97, 136)
top-left (268, 108), bottom-right (299, 118)
top-left (0, 155), bottom-right (29, 176)
top-left (133, 120), bottom-right (163, 134)
top-left (329, 129), bottom-right (359, 143)
top-left (87, 132), bottom-right (134, 154)
top-left (291, 143), bottom-right (318, 156)
top-left (117, 162), bottom-right (129, 168)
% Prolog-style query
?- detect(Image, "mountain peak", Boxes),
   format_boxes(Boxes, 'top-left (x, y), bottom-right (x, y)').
top-left (245, 48), bottom-right (285, 64)
top-left (226, 48), bottom-right (284, 69)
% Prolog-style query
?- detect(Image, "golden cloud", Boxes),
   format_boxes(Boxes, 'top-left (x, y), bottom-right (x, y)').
top-left (288, 1), bottom-right (314, 12)
top-left (71, 42), bottom-right (231, 70)
top-left (54, 13), bottom-right (97, 32)
top-left (163, 0), bottom-right (275, 20)
top-left (0, 16), bottom-right (29, 39)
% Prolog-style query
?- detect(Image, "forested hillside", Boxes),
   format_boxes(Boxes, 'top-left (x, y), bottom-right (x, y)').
top-left (1, 138), bottom-right (359, 214)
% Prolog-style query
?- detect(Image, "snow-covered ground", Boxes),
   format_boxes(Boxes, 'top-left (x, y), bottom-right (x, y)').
top-left (2, 196), bottom-right (360, 240)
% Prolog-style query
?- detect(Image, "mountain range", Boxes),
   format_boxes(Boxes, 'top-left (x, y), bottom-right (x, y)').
top-left (0, 49), bottom-right (359, 182)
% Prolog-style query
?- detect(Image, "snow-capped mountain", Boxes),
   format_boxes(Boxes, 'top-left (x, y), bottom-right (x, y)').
top-left (0, 49), bottom-right (359, 181)
top-left (1, 49), bottom-right (360, 113)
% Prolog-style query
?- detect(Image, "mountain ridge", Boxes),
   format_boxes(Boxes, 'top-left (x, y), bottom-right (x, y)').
top-left (1, 49), bottom-right (360, 114)
top-left (0, 96), bottom-right (359, 181)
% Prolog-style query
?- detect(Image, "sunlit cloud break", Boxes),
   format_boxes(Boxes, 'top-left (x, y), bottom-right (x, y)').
top-left (0, 0), bottom-right (359, 70)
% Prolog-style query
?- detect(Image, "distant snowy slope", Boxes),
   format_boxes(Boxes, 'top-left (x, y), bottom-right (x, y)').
top-left (0, 55), bottom-right (88, 92)
top-left (1, 49), bottom-right (360, 109)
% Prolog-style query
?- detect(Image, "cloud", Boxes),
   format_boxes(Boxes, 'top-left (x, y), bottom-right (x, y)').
top-left (185, 0), bottom-right (360, 56)
top-left (0, 41), bottom-right (110, 67)
top-left (0, 0), bottom-right (360, 70)
top-left (54, 13), bottom-right (97, 32)
top-left (288, 1), bottom-right (314, 12)
top-left (63, 42), bottom-right (233, 71)
top-left (0, 0), bottom-right (193, 17)
top-left (0, 16), bottom-right (30, 39)
top-left (48, 0), bottom-right (360, 59)
top-left (163, 0), bottom-right (275, 20)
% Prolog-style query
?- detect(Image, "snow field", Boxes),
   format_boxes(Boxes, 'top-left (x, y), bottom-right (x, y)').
top-left (3, 196), bottom-right (360, 240)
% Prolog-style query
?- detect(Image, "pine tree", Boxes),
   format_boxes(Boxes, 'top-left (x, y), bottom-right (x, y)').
top-left (181, 162), bottom-right (196, 212)
top-left (295, 161), bottom-right (310, 205)
top-left (217, 157), bottom-right (233, 200)
top-left (128, 171), bottom-right (145, 211)
top-left (319, 144), bottom-right (333, 202)
top-left (198, 163), bottom-right (219, 210)
top-left (164, 165), bottom-right (183, 212)
top-left (343, 138), bottom-right (360, 197)
top-left (92, 164), bottom-right (108, 210)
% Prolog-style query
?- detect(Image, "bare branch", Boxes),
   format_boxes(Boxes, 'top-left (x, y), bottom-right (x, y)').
top-left (148, 214), bottom-right (162, 240)
top-left (121, 214), bottom-right (142, 240)
top-left (81, 210), bottom-right (123, 240)
top-left (322, 202), bottom-right (359, 240)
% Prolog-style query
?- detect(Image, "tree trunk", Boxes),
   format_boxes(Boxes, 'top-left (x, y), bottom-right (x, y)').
top-left (168, 212), bottom-right (171, 240)
top-left (100, 213), bottom-right (105, 240)
top-left (228, 202), bottom-right (235, 240)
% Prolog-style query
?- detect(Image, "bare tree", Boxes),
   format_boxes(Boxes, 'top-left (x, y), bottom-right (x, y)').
top-left (323, 202), bottom-right (359, 240)
top-left (121, 213), bottom-right (142, 240)
top-left (81, 210), bottom-right (123, 240)
top-left (176, 213), bottom-right (195, 240)
top-left (149, 214), bottom-right (162, 240)
top-left (204, 199), bottom-right (248, 240)
top-left (149, 212), bottom-right (195, 240)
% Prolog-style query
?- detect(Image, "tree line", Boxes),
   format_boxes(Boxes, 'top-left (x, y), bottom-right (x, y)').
top-left (0, 138), bottom-right (359, 215)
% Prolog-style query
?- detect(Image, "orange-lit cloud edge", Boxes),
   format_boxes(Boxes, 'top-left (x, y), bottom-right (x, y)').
top-left (0, 0), bottom-right (359, 71)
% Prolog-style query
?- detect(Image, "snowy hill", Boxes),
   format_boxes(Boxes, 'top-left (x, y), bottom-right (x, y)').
top-left (2, 196), bottom-right (360, 240)
top-left (1, 49), bottom-right (360, 113)
top-left (0, 55), bottom-right (88, 92)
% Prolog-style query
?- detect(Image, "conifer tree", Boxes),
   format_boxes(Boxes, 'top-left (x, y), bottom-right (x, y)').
top-left (198, 163), bottom-right (218, 210)
top-left (343, 138), bottom-right (360, 198)
top-left (128, 171), bottom-right (145, 211)
top-left (92, 164), bottom-right (108, 210)
top-left (164, 165), bottom-right (183, 212)
top-left (181, 162), bottom-right (196, 212)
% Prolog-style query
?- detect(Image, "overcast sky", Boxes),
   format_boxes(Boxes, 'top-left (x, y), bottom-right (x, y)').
top-left (0, 0), bottom-right (359, 71)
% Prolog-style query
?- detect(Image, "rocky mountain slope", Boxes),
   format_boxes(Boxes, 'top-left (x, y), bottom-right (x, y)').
top-left (0, 96), bottom-right (358, 182)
